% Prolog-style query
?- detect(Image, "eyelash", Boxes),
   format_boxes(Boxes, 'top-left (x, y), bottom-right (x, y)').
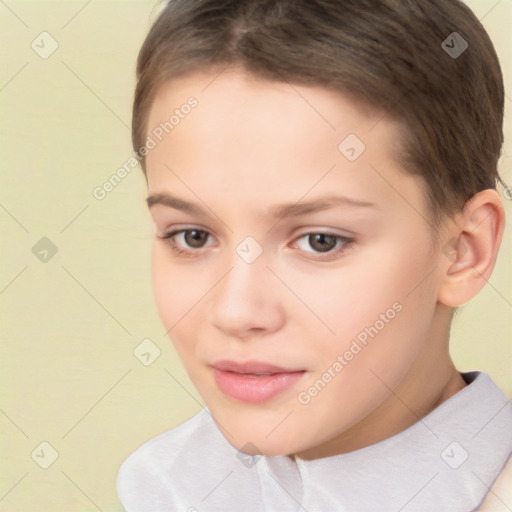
top-left (158, 229), bottom-right (212, 258)
top-left (157, 228), bottom-right (354, 260)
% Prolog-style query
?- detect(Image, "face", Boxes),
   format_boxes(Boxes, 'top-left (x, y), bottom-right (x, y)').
top-left (144, 68), bottom-right (447, 459)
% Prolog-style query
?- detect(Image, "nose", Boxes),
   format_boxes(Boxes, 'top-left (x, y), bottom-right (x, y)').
top-left (209, 249), bottom-right (286, 340)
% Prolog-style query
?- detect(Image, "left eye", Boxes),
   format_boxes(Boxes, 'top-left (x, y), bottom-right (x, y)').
top-left (294, 233), bottom-right (351, 254)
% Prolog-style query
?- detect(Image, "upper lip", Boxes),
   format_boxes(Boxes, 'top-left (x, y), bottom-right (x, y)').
top-left (211, 360), bottom-right (304, 375)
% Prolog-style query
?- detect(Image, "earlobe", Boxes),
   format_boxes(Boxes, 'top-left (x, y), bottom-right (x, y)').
top-left (437, 189), bottom-right (505, 307)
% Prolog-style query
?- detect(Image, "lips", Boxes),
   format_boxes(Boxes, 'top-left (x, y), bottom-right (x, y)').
top-left (211, 360), bottom-right (306, 403)
top-left (212, 360), bottom-right (302, 375)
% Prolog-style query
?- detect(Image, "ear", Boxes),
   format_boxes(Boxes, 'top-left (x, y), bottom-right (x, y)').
top-left (437, 189), bottom-right (506, 307)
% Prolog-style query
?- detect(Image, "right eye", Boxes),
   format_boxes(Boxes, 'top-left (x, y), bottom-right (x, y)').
top-left (158, 228), bottom-right (214, 257)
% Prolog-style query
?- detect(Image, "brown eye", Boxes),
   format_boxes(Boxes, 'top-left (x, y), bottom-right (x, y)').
top-left (184, 230), bottom-right (209, 248)
top-left (293, 232), bottom-right (353, 259)
top-left (308, 233), bottom-right (338, 253)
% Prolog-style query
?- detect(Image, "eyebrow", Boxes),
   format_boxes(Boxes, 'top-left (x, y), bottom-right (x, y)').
top-left (146, 192), bottom-right (376, 219)
top-left (147, 193), bottom-right (205, 216)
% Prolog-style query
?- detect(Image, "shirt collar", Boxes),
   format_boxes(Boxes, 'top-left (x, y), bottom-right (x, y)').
top-left (255, 372), bottom-right (512, 511)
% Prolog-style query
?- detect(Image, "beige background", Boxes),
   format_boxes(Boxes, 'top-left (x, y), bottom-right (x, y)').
top-left (0, 1), bottom-right (510, 510)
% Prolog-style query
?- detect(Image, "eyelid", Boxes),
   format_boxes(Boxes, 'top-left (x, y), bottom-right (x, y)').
top-left (159, 222), bottom-right (213, 234)
top-left (292, 225), bottom-right (357, 238)
top-left (158, 223), bottom-right (214, 240)
top-left (290, 226), bottom-right (353, 243)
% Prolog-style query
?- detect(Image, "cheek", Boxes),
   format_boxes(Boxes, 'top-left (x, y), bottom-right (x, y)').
top-left (300, 236), bottom-right (438, 383)
top-left (150, 244), bottom-right (204, 353)
top-left (286, 242), bottom-right (435, 350)
top-left (302, 297), bottom-right (433, 440)
top-left (151, 245), bottom-right (179, 325)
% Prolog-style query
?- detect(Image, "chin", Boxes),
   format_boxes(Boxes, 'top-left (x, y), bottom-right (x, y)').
top-left (213, 415), bottom-right (303, 456)
top-left (230, 436), bottom-right (295, 457)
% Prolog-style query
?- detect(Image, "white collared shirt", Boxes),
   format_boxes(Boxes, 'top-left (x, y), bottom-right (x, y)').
top-left (117, 372), bottom-right (512, 511)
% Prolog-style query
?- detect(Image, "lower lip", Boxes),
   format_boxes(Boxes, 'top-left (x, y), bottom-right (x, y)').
top-left (213, 368), bottom-right (306, 403)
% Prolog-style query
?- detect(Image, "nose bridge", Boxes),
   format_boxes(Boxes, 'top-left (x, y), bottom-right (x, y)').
top-left (209, 237), bottom-right (284, 335)
top-left (220, 241), bottom-right (270, 303)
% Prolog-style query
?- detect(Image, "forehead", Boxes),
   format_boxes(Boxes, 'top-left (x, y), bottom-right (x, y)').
top-left (144, 69), bottom-right (427, 219)
top-left (146, 69), bottom-right (387, 150)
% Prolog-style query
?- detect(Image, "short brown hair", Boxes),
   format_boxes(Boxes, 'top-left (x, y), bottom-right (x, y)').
top-left (133, 0), bottom-right (504, 224)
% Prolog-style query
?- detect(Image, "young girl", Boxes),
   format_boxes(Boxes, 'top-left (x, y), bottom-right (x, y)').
top-left (117, 1), bottom-right (512, 510)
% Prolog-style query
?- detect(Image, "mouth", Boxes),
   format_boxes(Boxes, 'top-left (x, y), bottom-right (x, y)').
top-left (211, 360), bottom-right (307, 404)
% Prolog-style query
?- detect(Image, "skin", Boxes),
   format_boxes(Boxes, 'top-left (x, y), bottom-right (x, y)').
top-left (144, 67), bottom-right (505, 460)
